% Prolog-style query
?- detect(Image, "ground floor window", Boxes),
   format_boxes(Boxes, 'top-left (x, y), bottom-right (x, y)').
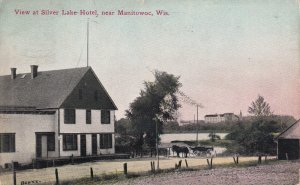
top-left (100, 134), bottom-right (112, 149)
top-left (63, 134), bottom-right (78, 151)
top-left (0, 133), bottom-right (15, 153)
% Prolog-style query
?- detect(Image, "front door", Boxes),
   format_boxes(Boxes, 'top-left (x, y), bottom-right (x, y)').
top-left (92, 134), bottom-right (97, 155)
top-left (36, 134), bottom-right (49, 158)
top-left (41, 136), bottom-right (48, 157)
top-left (80, 134), bottom-right (86, 156)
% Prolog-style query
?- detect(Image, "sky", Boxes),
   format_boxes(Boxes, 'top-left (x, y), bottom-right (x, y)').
top-left (0, 0), bottom-right (299, 121)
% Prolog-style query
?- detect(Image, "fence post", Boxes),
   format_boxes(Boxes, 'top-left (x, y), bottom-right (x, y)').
top-left (178, 160), bottom-right (182, 169)
top-left (206, 158), bottom-right (210, 167)
top-left (12, 161), bottom-right (16, 185)
top-left (264, 155), bottom-right (267, 163)
top-left (55, 168), bottom-right (59, 185)
top-left (90, 167), bottom-right (94, 179)
top-left (13, 171), bottom-right (16, 185)
top-left (123, 163), bottom-right (127, 175)
top-left (258, 155), bottom-right (262, 164)
top-left (150, 161), bottom-right (155, 173)
top-left (185, 159), bottom-right (188, 168)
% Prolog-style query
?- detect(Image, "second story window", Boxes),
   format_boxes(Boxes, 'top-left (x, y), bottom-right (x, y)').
top-left (101, 110), bottom-right (110, 124)
top-left (86, 109), bottom-right (91, 124)
top-left (79, 89), bottom-right (83, 100)
top-left (64, 109), bottom-right (75, 124)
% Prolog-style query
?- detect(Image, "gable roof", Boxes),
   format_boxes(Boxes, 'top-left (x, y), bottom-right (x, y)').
top-left (276, 119), bottom-right (300, 139)
top-left (0, 67), bottom-right (117, 110)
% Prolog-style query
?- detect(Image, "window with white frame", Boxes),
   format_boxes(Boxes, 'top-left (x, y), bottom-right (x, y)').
top-left (101, 110), bottom-right (110, 124)
top-left (64, 109), bottom-right (75, 124)
top-left (63, 134), bottom-right (78, 150)
top-left (86, 109), bottom-right (91, 124)
top-left (99, 134), bottom-right (112, 149)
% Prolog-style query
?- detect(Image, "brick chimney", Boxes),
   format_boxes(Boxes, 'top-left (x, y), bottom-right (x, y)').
top-left (30, 65), bottom-right (38, 79)
top-left (10, 68), bottom-right (17, 79)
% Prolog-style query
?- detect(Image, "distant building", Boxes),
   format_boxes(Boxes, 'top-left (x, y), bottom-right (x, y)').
top-left (204, 113), bottom-right (239, 123)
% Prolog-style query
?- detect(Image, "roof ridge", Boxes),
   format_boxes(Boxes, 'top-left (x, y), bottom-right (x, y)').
top-left (275, 119), bottom-right (300, 139)
top-left (0, 66), bottom-right (91, 77)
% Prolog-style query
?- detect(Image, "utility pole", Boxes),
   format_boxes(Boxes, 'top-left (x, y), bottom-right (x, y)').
top-left (156, 117), bottom-right (159, 170)
top-left (87, 18), bottom-right (89, 67)
top-left (196, 105), bottom-right (199, 146)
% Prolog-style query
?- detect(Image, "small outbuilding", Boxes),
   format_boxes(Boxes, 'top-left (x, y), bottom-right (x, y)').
top-left (276, 119), bottom-right (300, 160)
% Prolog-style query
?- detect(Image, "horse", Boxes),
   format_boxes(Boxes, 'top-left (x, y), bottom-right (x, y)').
top-left (190, 146), bottom-right (214, 156)
top-left (172, 145), bottom-right (189, 158)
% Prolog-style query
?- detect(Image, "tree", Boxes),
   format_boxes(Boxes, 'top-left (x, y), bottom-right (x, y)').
top-left (226, 96), bottom-right (288, 155)
top-left (226, 119), bottom-right (279, 154)
top-left (248, 95), bottom-right (272, 117)
top-left (163, 121), bottom-right (180, 133)
top-left (126, 70), bottom-right (181, 155)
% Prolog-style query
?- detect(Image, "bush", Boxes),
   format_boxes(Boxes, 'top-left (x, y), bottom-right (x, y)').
top-left (226, 117), bottom-right (287, 155)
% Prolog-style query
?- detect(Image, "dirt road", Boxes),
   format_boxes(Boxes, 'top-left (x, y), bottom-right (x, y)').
top-left (114, 161), bottom-right (300, 185)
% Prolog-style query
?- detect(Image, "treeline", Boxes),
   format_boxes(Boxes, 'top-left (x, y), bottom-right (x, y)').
top-left (115, 115), bottom-right (296, 155)
top-left (116, 115), bottom-right (296, 135)
top-left (161, 115), bottom-right (296, 133)
top-left (163, 121), bottom-right (234, 133)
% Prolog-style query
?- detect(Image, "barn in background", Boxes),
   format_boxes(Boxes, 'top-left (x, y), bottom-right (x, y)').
top-left (276, 119), bottom-right (300, 160)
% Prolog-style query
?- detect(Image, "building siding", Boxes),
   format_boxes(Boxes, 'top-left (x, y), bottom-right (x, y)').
top-left (59, 109), bottom-right (114, 133)
top-left (0, 112), bottom-right (58, 166)
top-left (59, 109), bottom-right (115, 157)
top-left (61, 69), bottom-right (117, 110)
top-left (0, 108), bottom-right (116, 166)
top-left (277, 139), bottom-right (300, 160)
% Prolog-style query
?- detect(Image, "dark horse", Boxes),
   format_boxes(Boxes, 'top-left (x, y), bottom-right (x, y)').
top-left (172, 145), bottom-right (189, 158)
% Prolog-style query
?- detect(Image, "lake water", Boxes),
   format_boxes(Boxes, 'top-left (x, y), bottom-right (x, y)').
top-left (160, 133), bottom-right (228, 143)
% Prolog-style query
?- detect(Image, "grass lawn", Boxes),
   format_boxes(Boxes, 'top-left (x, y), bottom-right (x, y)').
top-left (0, 156), bottom-right (275, 185)
top-left (67, 156), bottom-right (279, 185)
